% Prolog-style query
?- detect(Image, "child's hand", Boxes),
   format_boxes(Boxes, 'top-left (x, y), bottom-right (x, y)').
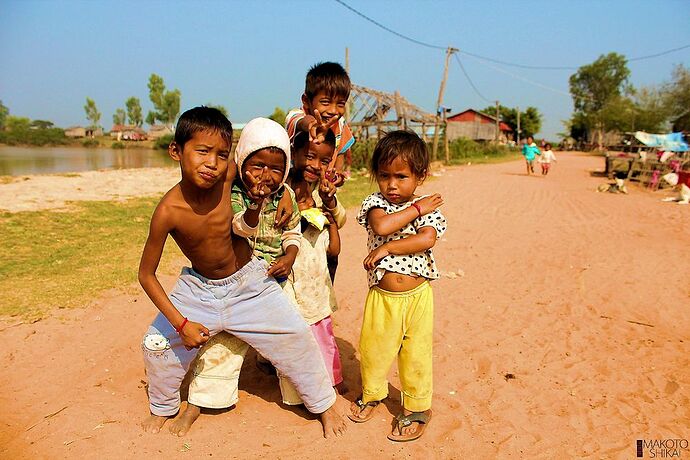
top-left (179, 320), bottom-right (210, 350)
top-left (274, 190), bottom-right (292, 229)
top-left (323, 210), bottom-right (337, 226)
top-left (244, 169), bottom-right (270, 203)
top-left (309, 110), bottom-right (340, 145)
top-left (414, 193), bottom-right (444, 215)
top-left (319, 168), bottom-right (337, 202)
top-left (363, 244), bottom-right (390, 270)
top-left (267, 254), bottom-right (295, 278)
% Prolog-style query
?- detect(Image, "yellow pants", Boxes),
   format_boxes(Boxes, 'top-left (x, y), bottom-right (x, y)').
top-left (359, 281), bottom-right (433, 412)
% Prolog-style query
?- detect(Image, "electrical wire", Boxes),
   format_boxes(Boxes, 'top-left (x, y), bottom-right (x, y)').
top-left (334, 0), bottom-right (690, 69)
top-left (453, 54), bottom-right (493, 103)
top-left (333, 0), bottom-right (445, 50)
top-left (461, 53), bottom-right (575, 99)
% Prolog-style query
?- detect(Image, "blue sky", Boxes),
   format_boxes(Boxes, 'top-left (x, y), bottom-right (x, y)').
top-left (1, 0), bottom-right (689, 139)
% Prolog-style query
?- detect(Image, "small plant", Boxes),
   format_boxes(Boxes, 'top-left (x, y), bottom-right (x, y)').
top-left (82, 138), bottom-right (99, 147)
top-left (111, 141), bottom-right (125, 149)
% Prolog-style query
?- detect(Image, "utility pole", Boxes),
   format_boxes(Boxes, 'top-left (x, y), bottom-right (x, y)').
top-left (495, 100), bottom-right (500, 142)
top-left (345, 47), bottom-right (350, 121)
top-left (516, 106), bottom-right (521, 144)
top-left (443, 108), bottom-right (450, 164)
top-left (432, 46), bottom-right (458, 162)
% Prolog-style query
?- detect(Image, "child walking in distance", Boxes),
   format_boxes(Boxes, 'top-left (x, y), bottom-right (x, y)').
top-left (349, 130), bottom-right (446, 442)
top-left (521, 135), bottom-right (541, 175)
top-left (286, 61), bottom-right (356, 282)
top-left (173, 117), bottom-right (305, 433)
top-left (139, 107), bottom-right (345, 438)
top-left (539, 143), bottom-right (557, 175)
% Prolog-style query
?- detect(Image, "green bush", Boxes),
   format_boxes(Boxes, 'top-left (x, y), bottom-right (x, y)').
top-left (154, 134), bottom-right (174, 150)
top-left (350, 138), bottom-right (378, 170)
top-left (347, 136), bottom-right (517, 170)
top-left (0, 127), bottom-right (67, 146)
top-left (111, 141), bottom-right (125, 149)
top-left (446, 137), bottom-right (515, 163)
top-left (82, 138), bottom-right (99, 147)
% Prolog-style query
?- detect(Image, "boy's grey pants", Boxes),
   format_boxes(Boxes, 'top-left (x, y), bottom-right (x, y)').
top-left (142, 258), bottom-right (336, 416)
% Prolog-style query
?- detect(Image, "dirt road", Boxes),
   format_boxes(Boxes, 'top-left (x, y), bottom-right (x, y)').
top-left (1, 152), bottom-right (688, 459)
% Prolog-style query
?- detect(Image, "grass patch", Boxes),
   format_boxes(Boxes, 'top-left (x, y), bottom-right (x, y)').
top-left (0, 196), bottom-right (184, 319)
top-left (0, 180), bottom-right (375, 320)
top-left (337, 172), bottom-right (378, 208)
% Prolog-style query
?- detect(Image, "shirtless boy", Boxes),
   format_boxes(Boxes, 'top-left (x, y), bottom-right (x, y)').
top-left (138, 106), bottom-right (346, 438)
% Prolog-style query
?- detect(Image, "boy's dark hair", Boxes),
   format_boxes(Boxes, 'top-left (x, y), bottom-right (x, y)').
top-left (545, 143), bottom-right (552, 149)
top-left (293, 129), bottom-right (336, 153)
top-left (174, 106), bottom-right (233, 148)
top-left (305, 62), bottom-right (351, 100)
top-left (371, 130), bottom-right (429, 179)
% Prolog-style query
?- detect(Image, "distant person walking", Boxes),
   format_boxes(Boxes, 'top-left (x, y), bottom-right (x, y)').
top-left (521, 136), bottom-right (541, 175)
top-left (539, 143), bottom-right (557, 176)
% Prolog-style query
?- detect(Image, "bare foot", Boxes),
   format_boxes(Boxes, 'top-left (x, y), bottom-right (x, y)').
top-left (335, 382), bottom-right (349, 395)
top-left (320, 405), bottom-right (347, 438)
top-left (141, 413), bottom-right (172, 434)
top-left (168, 404), bottom-right (200, 437)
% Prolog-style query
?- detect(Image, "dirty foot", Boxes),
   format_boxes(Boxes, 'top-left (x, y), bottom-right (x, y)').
top-left (320, 404), bottom-right (347, 438)
top-left (169, 404), bottom-right (200, 437)
top-left (387, 409), bottom-right (432, 442)
top-left (141, 413), bottom-right (172, 434)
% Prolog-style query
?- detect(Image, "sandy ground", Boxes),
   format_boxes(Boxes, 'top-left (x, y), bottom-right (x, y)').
top-left (1, 153), bottom-right (688, 459)
top-left (0, 167), bottom-right (180, 212)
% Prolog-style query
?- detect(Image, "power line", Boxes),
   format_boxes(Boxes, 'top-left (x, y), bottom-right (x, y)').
top-left (453, 54), bottom-right (492, 103)
top-left (628, 43), bottom-right (690, 61)
top-left (334, 0), bottom-right (690, 69)
top-left (462, 53), bottom-right (575, 99)
top-left (459, 50), bottom-right (576, 70)
top-left (333, 0), bottom-right (445, 50)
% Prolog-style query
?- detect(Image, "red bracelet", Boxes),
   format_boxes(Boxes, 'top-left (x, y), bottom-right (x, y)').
top-left (411, 203), bottom-right (422, 217)
top-left (175, 317), bottom-right (188, 334)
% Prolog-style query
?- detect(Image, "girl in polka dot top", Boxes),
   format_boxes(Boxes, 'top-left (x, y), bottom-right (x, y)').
top-left (349, 130), bottom-right (446, 442)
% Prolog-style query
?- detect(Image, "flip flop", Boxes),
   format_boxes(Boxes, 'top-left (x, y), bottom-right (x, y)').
top-left (347, 397), bottom-right (381, 423)
top-left (387, 410), bottom-right (432, 442)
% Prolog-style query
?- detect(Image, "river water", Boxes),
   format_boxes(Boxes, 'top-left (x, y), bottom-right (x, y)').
top-left (0, 145), bottom-right (175, 176)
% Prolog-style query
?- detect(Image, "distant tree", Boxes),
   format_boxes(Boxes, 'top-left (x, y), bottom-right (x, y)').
top-left (84, 97), bottom-right (101, 129)
top-left (481, 105), bottom-right (542, 139)
top-left (6, 116), bottom-right (31, 131)
top-left (125, 97), bottom-right (143, 126)
top-left (568, 52), bottom-right (631, 144)
top-left (267, 107), bottom-right (287, 125)
top-left (145, 111), bottom-right (156, 126)
top-left (0, 100), bottom-right (8, 130)
top-left (147, 73), bottom-right (181, 127)
top-left (206, 104), bottom-right (228, 117)
top-left (113, 108), bottom-right (126, 126)
top-left (662, 64), bottom-right (690, 132)
top-left (30, 120), bottom-right (54, 129)
top-left (630, 86), bottom-right (671, 132)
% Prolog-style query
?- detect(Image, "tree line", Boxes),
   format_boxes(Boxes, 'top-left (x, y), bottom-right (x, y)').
top-left (567, 54), bottom-right (689, 145)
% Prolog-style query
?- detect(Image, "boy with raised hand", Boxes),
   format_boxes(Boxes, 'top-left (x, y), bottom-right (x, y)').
top-left (286, 61), bottom-right (355, 282)
top-left (139, 107), bottom-right (346, 438)
top-left (285, 61), bottom-right (355, 186)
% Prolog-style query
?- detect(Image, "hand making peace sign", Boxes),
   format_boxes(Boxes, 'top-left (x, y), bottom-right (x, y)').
top-left (309, 109), bottom-right (340, 145)
top-left (244, 168), bottom-right (271, 204)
